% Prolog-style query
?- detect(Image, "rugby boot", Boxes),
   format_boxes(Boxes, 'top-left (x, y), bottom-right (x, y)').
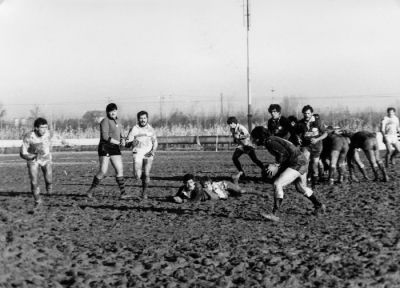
top-left (313, 203), bottom-right (326, 216)
top-left (232, 171), bottom-right (244, 185)
top-left (141, 182), bottom-right (148, 200)
top-left (359, 167), bottom-right (371, 181)
top-left (385, 154), bottom-right (390, 168)
top-left (272, 198), bottom-right (283, 215)
top-left (328, 178), bottom-right (335, 186)
top-left (45, 183), bottom-right (53, 195)
top-left (372, 168), bottom-right (380, 182)
top-left (337, 166), bottom-right (347, 184)
top-left (87, 176), bottom-right (101, 198)
top-left (378, 162), bottom-right (389, 182)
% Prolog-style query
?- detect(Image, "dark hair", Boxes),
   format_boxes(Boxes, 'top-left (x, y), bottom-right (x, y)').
top-left (137, 110), bottom-right (148, 120)
top-left (250, 126), bottom-right (271, 145)
top-left (183, 173), bottom-right (195, 183)
top-left (287, 115), bottom-right (298, 123)
top-left (227, 116), bottom-right (238, 125)
top-left (268, 104), bottom-right (281, 113)
top-left (200, 176), bottom-right (212, 186)
top-left (302, 105), bottom-right (313, 114)
top-left (34, 117), bottom-right (48, 128)
top-left (387, 107), bottom-right (396, 113)
top-left (106, 103), bottom-right (118, 113)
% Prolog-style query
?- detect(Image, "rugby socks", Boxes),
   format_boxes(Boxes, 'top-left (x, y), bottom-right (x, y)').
top-left (273, 198), bottom-right (283, 214)
top-left (116, 176), bottom-right (126, 195)
top-left (142, 181), bottom-right (148, 200)
top-left (90, 176), bottom-right (101, 189)
top-left (46, 183), bottom-right (53, 194)
top-left (307, 194), bottom-right (321, 208)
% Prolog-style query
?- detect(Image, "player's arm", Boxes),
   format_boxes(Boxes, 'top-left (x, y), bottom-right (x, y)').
top-left (125, 127), bottom-right (138, 148)
top-left (145, 132), bottom-right (158, 157)
top-left (266, 140), bottom-right (289, 164)
top-left (311, 122), bottom-right (328, 144)
top-left (379, 118), bottom-right (386, 135)
top-left (20, 134), bottom-right (36, 161)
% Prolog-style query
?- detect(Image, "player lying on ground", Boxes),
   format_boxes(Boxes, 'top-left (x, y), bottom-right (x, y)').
top-left (200, 176), bottom-right (245, 200)
top-left (380, 107), bottom-right (400, 167)
top-left (20, 117), bottom-right (53, 206)
top-left (251, 126), bottom-right (326, 221)
top-left (320, 129), bottom-right (350, 185)
top-left (172, 174), bottom-right (245, 203)
top-left (344, 130), bottom-right (389, 182)
top-left (122, 110), bottom-right (158, 200)
top-left (87, 103), bottom-right (127, 198)
top-left (227, 116), bottom-right (264, 184)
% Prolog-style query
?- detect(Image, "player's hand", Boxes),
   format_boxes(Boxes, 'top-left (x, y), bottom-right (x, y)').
top-left (310, 138), bottom-right (318, 144)
top-left (144, 151), bottom-right (154, 157)
top-left (120, 138), bottom-right (126, 147)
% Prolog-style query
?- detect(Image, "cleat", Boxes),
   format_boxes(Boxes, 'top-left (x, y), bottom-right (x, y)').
top-left (260, 212), bottom-right (280, 222)
top-left (314, 204), bottom-right (326, 216)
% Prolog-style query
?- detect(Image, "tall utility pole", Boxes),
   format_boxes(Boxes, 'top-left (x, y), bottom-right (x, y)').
top-left (245, 0), bottom-right (252, 132)
top-left (220, 93), bottom-right (224, 115)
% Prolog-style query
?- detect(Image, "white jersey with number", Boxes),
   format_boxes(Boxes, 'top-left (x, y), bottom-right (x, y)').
top-left (126, 124), bottom-right (157, 155)
top-left (21, 130), bottom-right (52, 165)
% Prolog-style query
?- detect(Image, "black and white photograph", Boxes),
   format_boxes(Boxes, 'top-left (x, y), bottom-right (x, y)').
top-left (1, 0), bottom-right (400, 287)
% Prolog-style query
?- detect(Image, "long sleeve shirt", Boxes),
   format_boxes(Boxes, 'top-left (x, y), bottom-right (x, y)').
top-left (264, 136), bottom-right (305, 169)
top-left (126, 123), bottom-right (157, 154)
top-left (20, 130), bottom-right (52, 165)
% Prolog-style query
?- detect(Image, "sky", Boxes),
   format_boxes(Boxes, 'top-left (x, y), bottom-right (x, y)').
top-left (1, 0), bottom-right (400, 120)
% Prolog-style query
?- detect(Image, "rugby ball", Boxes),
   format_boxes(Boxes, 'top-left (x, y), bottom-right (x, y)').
top-left (263, 163), bottom-right (280, 179)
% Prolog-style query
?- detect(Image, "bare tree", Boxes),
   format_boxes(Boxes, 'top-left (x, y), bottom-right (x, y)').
top-left (0, 103), bottom-right (5, 129)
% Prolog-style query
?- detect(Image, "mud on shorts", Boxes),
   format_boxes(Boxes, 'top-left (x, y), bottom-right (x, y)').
top-left (98, 142), bottom-right (121, 157)
top-left (301, 142), bottom-right (323, 158)
top-left (288, 154), bottom-right (309, 175)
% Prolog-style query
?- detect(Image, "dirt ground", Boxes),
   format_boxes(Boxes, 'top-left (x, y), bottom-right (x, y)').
top-left (0, 150), bottom-right (400, 288)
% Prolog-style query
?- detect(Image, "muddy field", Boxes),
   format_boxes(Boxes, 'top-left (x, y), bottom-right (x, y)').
top-left (0, 150), bottom-right (400, 287)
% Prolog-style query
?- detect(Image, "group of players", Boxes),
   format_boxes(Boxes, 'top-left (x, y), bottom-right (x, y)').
top-left (19, 103), bottom-right (400, 221)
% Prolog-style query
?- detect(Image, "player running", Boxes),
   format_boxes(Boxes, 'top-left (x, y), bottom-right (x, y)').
top-left (20, 117), bottom-right (53, 206)
top-left (227, 116), bottom-right (264, 184)
top-left (296, 105), bottom-right (328, 187)
top-left (251, 126), bottom-right (326, 222)
top-left (86, 103), bottom-right (126, 198)
top-left (380, 107), bottom-right (400, 167)
top-left (123, 111), bottom-right (158, 200)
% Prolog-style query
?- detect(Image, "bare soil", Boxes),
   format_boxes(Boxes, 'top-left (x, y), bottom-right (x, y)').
top-left (0, 151), bottom-right (399, 287)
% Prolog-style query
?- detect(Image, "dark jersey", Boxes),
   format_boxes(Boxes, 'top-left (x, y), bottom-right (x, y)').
top-left (297, 116), bottom-right (326, 148)
top-left (264, 136), bottom-right (308, 173)
top-left (267, 116), bottom-right (290, 139)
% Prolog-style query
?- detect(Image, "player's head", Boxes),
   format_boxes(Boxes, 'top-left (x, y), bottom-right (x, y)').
top-left (200, 176), bottom-right (212, 190)
top-left (227, 116), bottom-right (238, 128)
top-left (251, 126), bottom-right (271, 146)
top-left (137, 111), bottom-right (148, 127)
top-left (268, 104), bottom-right (281, 119)
top-left (182, 173), bottom-right (195, 191)
top-left (33, 117), bottom-right (48, 136)
top-left (387, 107), bottom-right (396, 116)
top-left (106, 103), bottom-right (118, 119)
top-left (302, 105), bottom-right (314, 121)
top-left (287, 115), bottom-right (298, 126)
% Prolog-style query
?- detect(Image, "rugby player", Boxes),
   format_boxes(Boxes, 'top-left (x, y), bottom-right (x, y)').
top-left (296, 105), bottom-right (328, 187)
top-left (87, 103), bottom-right (126, 198)
top-left (320, 130), bottom-right (350, 185)
top-left (267, 104), bottom-right (290, 139)
top-left (227, 116), bottom-right (264, 184)
top-left (251, 126), bottom-right (326, 221)
top-left (20, 117), bottom-right (53, 206)
top-left (172, 174), bottom-right (208, 203)
top-left (345, 131), bottom-right (389, 182)
top-left (380, 107), bottom-right (400, 167)
top-left (123, 111), bottom-right (158, 200)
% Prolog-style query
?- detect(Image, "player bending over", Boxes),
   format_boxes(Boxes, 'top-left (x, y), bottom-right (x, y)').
top-left (251, 126), bottom-right (326, 221)
top-left (20, 117), bottom-right (53, 206)
top-left (123, 111), bottom-right (158, 200)
top-left (345, 131), bottom-right (389, 182)
top-left (320, 130), bottom-right (350, 185)
top-left (227, 116), bottom-right (264, 184)
top-left (380, 107), bottom-right (400, 167)
top-left (87, 103), bottom-right (127, 198)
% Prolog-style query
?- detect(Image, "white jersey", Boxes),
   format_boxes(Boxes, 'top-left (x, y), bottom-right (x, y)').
top-left (126, 124), bottom-right (157, 154)
top-left (381, 116), bottom-right (399, 136)
top-left (21, 130), bottom-right (52, 165)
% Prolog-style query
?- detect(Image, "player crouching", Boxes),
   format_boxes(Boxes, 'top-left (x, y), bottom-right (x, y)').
top-left (251, 126), bottom-right (326, 221)
top-left (20, 117), bottom-right (53, 206)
